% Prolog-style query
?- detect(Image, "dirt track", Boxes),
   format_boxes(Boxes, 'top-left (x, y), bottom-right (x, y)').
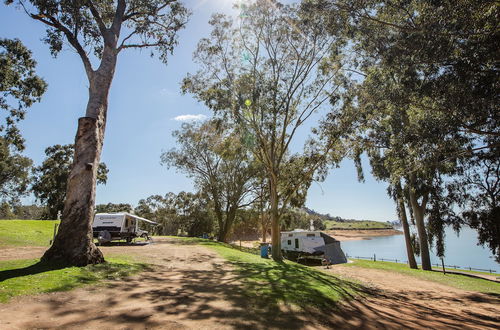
top-left (0, 238), bottom-right (499, 329)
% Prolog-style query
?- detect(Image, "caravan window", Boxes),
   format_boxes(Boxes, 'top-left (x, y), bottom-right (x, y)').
top-left (306, 233), bottom-right (315, 237)
top-left (295, 238), bottom-right (299, 249)
top-left (287, 240), bottom-right (291, 245)
top-left (288, 234), bottom-right (293, 237)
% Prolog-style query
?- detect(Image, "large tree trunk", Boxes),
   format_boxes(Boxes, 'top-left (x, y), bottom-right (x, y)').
top-left (42, 48), bottom-right (117, 266)
top-left (396, 183), bottom-right (418, 269)
top-left (269, 175), bottom-right (282, 261)
top-left (217, 207), bottom-right (237, 243)
top-left (408, 181), bottom-right (431, 271)
top-left (259, 193), bottom-right (268, 243)
top-left (261, 215), bottom-right (267, 243)
top-left (41, 116), bottom-right (106, 265)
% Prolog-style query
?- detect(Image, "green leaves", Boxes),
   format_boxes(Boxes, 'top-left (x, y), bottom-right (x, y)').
top-left (32, 144), bottom-right (108, 219)
top-left (0, 38), bottom-right (47, 151)
top-left (0, 39), bottom-right (44, 206)
top-left (6, 1), bottom-right (190, 74)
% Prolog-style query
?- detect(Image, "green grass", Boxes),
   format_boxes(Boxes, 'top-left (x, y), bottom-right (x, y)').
top-left (324, 220), bottom-right (393, 230)
top-left (0, 257), bottom-right (149, 303)
top-left (345, 259), bottom-right (500, 294)
top-left (0, 220), bottom-right (60, 247)
top-left (170, 237), bottom-right (369, 311)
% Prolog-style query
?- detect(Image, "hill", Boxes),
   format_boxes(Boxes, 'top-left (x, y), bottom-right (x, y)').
top-left (303, 208), bottom-right (394, 230)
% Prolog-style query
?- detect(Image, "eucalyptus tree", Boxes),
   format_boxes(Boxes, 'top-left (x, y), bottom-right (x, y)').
top-left (312, 0), bottom-right (497, 270)
top-left (311, 0), bottom-right (499, 139)
top-left (368, 153), bottom-right (418, 269)
top-left (182, 0), bottom-right (347, 260)
top-left (162, 120), bottom-right (258, 242)
top-left (0, 38), bottom-right (46, 205)
top-left (0, 137), bottom-right (32, 205)
top-left (135, 192), bottom-right (213, 236)
top-left (446, 151), bottom-right (500, 262)
top-left (95, 202), bottom-right (133, 214)
top-left (32, 144), bottom-right (108, 220)
top-left (342, 63), bottom-right (467, 270)
top-left (5, 0), bottom-right (189, 265)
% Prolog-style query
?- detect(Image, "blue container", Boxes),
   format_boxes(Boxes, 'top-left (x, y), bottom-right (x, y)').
top-left (260, 244), bottom-right (269, 258)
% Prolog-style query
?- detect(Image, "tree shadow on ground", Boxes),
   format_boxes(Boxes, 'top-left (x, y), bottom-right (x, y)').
top-left (0, 261), bottom-right (67, 282)
top-left (8, 242), bottom-right (500, 329)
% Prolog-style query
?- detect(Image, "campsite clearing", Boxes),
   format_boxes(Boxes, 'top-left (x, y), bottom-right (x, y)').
top-left (0, 237), bottom-right (499, 329)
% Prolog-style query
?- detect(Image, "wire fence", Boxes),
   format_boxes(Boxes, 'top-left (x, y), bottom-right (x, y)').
top-left (345, 253), bottom-right (498, 274)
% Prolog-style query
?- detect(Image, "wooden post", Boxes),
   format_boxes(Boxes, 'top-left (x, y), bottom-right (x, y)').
top-left (441, 258), bottom-right (446, 275)
top-left (374, 253), bottom-right (376, 262)
top-left (51, 223), bottom-right (59, 245)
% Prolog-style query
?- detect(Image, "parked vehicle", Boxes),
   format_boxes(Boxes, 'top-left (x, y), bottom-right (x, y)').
top-left (92, 213), bottom-right (157, 244)
top-left (281, 230), bottom-right (347, 264)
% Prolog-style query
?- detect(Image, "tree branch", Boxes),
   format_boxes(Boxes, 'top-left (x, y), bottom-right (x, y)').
top-left (87, 0), bottom-right (108, 36)
top-left (30, 13), bottom-right (94, 77)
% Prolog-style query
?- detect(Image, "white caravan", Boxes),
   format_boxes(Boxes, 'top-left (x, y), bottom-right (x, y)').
top-left (92, 213), bottom-right (157, 244)
top-left (281, 230), bottom-right (347, 264)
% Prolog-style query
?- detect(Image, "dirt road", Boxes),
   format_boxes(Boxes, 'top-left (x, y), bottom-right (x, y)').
top-left (0, 238), bottom-right (499, 329)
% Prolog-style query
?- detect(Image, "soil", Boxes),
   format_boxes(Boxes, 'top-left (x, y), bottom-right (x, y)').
top-left (324, 229), bottom-right (403, 241)
top-left (1, 238), bottom-right (499, 329)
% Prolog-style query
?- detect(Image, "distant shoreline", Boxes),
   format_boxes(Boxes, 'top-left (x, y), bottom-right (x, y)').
top-left (328, 227), bottom-right (396, 231)
top-left (325, 228), bottom-right (403, 241)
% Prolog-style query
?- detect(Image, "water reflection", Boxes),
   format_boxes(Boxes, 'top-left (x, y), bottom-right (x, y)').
top-left (340, 226), bottom-right (500, 272)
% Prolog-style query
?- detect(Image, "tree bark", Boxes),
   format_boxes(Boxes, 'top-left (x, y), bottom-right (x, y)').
top-left (261, 216), bottom-right (267, 243)
top-left (408, 180), bottom-right (432, 271)
top-left (396, 183), bottom-right (418, 269)
top-left (216, 205), bottom-right (237, 243)
top-left (41, 116), bottom-right (105, 265)
top-left (269, 174), bottom-right (282, 261)
top-left (42, 47), bottom-right (117, 266)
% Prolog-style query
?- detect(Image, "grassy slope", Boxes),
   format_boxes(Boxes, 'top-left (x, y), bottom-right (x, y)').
top-left (324, 220), bottom-right (392, 230)
top-left (0, 220), bottom-right (59, 247)
top-left (172, 237), bottom-right (368, 311)
top-left (345, 259), bottom-right (500, 294)
top-left (0, 257), bottom-right (148, 303)
top-left (0, 220), bottom-right (149, 303)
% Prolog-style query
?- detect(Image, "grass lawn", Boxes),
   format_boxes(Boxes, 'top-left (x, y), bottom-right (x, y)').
top-left (170, 237), bottom-right (369, 311)
top-left (324, 220), bottom-right (392, 230)
top-left (345, 259), bottom-right (500, 294)
top-left (0, 257), bottom-right (149, 303)
top-left (0, 220), bottom-right (59, 248)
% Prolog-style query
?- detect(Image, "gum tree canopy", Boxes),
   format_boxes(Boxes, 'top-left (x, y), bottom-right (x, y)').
top-left (182, 0), bottom-right (347, 260)
top-left (5, 0), bottom-right (189, 266)
top-left (0, 38), bottom-right (46, 205)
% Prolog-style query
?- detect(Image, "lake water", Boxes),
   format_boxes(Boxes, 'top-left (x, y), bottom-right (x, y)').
top-left (340, 226), bottom-right (500, 273)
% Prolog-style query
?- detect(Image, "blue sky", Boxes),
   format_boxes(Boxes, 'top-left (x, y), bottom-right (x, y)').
top-left (0, 0), bottom-right (397, 221)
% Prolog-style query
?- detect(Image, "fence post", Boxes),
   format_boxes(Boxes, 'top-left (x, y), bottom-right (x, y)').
top-left (374, 254), bottom-right (376, 262)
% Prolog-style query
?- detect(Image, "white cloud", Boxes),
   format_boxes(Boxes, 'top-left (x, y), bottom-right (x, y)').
top-left (172, 114), bottom-right (207, 121)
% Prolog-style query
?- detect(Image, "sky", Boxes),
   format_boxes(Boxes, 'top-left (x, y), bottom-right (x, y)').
top-left (0, 0), bottom-right (398, 221)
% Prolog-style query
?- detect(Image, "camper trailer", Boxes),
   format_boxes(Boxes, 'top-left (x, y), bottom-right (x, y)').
top-left (281, 230), bottom-right (347, 264)
top-left (92, 213), bottom-right (157, 244)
